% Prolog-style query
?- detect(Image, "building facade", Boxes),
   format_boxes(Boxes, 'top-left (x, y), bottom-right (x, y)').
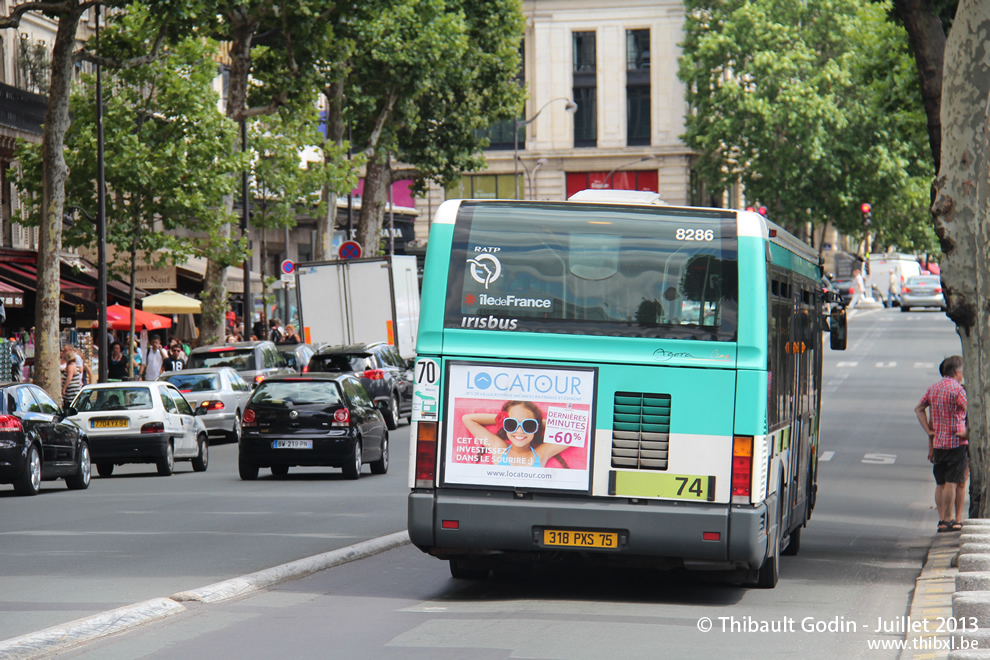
top-left (422, 0), bottom-right (696, 228)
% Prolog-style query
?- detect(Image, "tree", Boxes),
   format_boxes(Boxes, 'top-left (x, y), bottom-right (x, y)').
top-left (0, 1), bottom-right (170, 397)
top-left (339, 0), bottom-right (524, 256)
top-left (15, 22), bottom-right (247, 372)
top-left (678, 0), bottom-right (934, 250)
top-left (930, 0), bottom-right (990, 516)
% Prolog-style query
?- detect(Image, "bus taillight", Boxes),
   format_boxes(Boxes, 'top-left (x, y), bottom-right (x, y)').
top-left (732, 436), bottom-right (754, 503)
top-left (415, 422), bottom-right (438, 487)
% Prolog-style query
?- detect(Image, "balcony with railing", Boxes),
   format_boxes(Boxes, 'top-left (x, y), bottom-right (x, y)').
top-left (0, 81), bottom-right (46, 135)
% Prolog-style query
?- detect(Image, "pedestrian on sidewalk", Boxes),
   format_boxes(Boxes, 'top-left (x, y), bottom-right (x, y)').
top-left (915, 355), bottom-right (969, 533)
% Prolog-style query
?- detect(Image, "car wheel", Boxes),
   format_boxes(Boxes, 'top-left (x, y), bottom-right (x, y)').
top-left (370, 432), bottom-right (389, 475)
top-left (191, 436), bottom-right (209, 472)
top-left (238, 454), bottom-right (259, 480)
top-left (271, 465), bottom-right (289, 477)
top-left (66, 442), bottom-right (91, 490)
top-left (13, 444), bottom-right (41, 496)
top-left (782, 524), bottom-right (802, 557)
top-left (384, 392), bottom-right (399, 431)
top-left (900, 305), bottom-right (910, 313)
top-left (228, 413), bottom-right (242, 444)
top-left (97, 463), bottom-right (114, 478)
top-left (753, 486), bottom-right (782, 589)
top-left (342, 438), bottom-right (362, 480)
top-left (157, 441), bottom-right (174, 476)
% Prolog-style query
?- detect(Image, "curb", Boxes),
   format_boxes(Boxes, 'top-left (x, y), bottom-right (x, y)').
top-left (902, 532), bottom-right (960, 659)
top-left (0, 530), bottom-right (410, 660)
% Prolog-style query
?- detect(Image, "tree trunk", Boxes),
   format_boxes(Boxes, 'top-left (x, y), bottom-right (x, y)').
top-left (200, 225), bottom-right (230, 346)
top-left (891, 0), bottom-right (947, 171)
top-left (356, 152), bottom-right (389, 256)
top-left (931, 0), bottom-right (990, 518)
top-left (35, 9), bottom-right (82, 398)
top-left (317, 80), bottom-right (345, 261)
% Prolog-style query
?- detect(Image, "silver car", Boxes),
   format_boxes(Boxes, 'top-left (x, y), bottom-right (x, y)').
top-left (158, 368), bottom-right (253, 443)
top-left (899, 275), bottom-right (946, 312)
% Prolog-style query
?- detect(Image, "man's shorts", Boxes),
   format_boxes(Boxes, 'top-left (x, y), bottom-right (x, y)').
top-left (933, 445), bottom-right (969, 485)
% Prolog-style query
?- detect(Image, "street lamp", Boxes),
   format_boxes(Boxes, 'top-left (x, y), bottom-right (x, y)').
top-left (603, 155), bottom-right (658, 189)
top-left (515, 157), bottom-right (548, 200)
top-left (513, 98), bottom-right (577, 199)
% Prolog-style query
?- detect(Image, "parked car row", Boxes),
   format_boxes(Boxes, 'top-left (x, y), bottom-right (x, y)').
top-left (2, 340), bottom-right (408, 495)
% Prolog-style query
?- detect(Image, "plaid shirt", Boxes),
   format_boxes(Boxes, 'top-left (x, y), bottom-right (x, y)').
top-left (919, 377), bottom-right (967, 449)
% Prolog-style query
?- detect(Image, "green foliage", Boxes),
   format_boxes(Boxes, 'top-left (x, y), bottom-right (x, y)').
top-left (679, 0), bottom-right (935, 251)
top-left (13, 20), bottom-right (248, 278)
top-left (344, 0), bottom-right (525, 189)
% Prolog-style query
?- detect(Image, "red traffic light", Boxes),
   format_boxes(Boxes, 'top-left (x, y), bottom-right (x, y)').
top-left (860, 203), bottom-right (872, 214)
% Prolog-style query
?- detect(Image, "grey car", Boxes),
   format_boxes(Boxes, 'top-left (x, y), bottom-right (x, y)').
top-left (187, 341), bottom-right (295, 387)
top-left (307, 342), bottom-right (413, 431)
top-left (158, 368), bottom-right (253, 443)
top-left (277, 343), bottom-right (316, 373)
top-left (900, 275), bottom-right (946, 312)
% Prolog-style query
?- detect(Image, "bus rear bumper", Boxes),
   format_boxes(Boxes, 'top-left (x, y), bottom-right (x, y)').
top-left (409, 489), bottom-right (770, 570)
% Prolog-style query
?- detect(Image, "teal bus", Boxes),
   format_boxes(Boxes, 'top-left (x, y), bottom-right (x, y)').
top-left (407, 190), bottom-right (846, 588)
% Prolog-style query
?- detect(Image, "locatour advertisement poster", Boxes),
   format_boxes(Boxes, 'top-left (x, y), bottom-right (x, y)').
top-left (443, 363), bottom-right (596, 492)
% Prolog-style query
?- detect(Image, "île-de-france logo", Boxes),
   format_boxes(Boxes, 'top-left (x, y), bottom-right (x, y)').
top-left (467, 253), bottom-right (501, 289)
top-left (464, 293), bottom-right (477, 305)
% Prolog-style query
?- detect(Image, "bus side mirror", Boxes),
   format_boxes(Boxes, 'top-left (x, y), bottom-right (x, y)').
top-left (829, 309), bottom-right (847, 351)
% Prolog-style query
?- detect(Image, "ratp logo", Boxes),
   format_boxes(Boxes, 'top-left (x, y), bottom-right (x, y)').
top-left (467, 254), bottom-right (501, 289)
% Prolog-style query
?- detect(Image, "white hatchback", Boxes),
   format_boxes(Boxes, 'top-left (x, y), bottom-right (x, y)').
top-left (69, 382), bottom-right (210, 477)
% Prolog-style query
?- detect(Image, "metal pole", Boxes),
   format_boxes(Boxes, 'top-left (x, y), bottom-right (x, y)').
top-left (240, 118), bottom-right (251, 324)
top-left (388, 161), bottom-right (394, 256)
top-left (347, 122), bottom-right (353, 241)
top-left (96, 4), bottom-right (108, 383)
top-left (513, 119), bottom-right (520, 199)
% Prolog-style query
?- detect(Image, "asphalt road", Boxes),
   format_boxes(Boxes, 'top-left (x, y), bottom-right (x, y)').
top-left (0, 424), bottom-right (412, 641)
top-left (4, 307), bottom-right (964, 658)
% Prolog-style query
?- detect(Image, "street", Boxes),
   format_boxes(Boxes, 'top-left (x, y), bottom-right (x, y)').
top-left (0, 307), bottom-right (962, 658)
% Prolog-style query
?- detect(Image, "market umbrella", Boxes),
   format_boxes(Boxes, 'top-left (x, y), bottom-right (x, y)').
top-left (99, 303), bottom-right (173, 330)
top-left (140, 290), bottom-right (202, 314)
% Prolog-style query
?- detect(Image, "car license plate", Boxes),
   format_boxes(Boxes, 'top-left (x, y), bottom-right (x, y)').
top-left (272, 440), bottom-right (312, 449)
top-left (92, 419), bottom-right (127, 429)
top-left (542, 529), bottom-right (619, 549)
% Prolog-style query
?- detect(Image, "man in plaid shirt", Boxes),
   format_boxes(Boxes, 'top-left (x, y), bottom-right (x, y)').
top-left (915, 355), bottom-right (968, 532)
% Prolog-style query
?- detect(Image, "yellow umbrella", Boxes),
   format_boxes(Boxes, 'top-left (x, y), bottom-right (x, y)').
top-left (140, 290), bottom-right (202, 314)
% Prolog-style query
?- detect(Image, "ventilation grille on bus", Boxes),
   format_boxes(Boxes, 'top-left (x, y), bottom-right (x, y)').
top-left (611, 392), bottom-right (670, 470)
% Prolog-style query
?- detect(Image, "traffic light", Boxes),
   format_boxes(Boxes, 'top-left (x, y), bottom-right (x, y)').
top-left (860, 202), bottom-right (872, 227)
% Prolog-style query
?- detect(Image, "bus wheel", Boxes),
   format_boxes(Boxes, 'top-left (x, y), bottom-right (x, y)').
top-left (449, 559), bottom-right (489, 580)
top-left (754, 494), bottom-right (782, 588)
top-left (782, 524), bottom-right (801, 556)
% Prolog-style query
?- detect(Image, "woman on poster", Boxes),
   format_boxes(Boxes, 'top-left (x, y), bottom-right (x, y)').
top-left (462, 401), bottom-right (569, 468)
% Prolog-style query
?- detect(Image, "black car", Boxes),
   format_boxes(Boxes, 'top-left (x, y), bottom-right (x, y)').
top-left (307, 342), bottom-right (413, 431)
top-left (277, 343), bottom-right (316, 373)
top-left (238, 374), bottom-right (388, 480)
top-left (830, 277), bottom-right (856, 307)
top-left (0, 382), bottom-right (91, 495)
top-left (187, 341), bottom-right (295, 387)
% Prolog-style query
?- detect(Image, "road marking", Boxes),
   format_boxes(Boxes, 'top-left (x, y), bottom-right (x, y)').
top-left (915, 362), bottom-right (935, 369)
top-left (875, 362), bottom-right (897, 368)
top-left (862, 453), bottom-right (897, 464)
top-left (819, 451), bottom-right (835, 462)
top-left (836, 361), bottom-right (859, 368)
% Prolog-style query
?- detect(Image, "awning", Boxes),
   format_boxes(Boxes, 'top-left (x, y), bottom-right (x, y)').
top-left (141, 290), bottom-right (202, 314)
top-left (0, 279), bottom-right (23, 308)
top-left (0, 264), bottom-right (98, 318)
top-left (0, 262), bottom-right (95, 300)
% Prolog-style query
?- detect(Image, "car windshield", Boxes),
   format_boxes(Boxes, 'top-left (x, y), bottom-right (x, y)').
top-left (309, 353), bottom-right (370, 373)
top-left (280, 351), bottom-right (299, 369)
top-left (189, 349), bottom-right (256, 371)
top-left (250, 381), bottom-right (341, 406)
top-left (73, 387), bottom-right (154, 411)
top-left (162, 373), bottom-right (220, 392)
top-left (907, 276), bottom-right (941, 286)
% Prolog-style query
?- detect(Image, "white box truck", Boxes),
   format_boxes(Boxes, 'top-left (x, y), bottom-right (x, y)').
top-left (867, 253), bottom-right (922, 307)
top-left (295, 256), bottom-right (420, 359)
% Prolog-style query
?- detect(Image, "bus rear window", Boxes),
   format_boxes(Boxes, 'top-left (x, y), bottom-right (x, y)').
top-left (444, 202), bottom-right (738, 341)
